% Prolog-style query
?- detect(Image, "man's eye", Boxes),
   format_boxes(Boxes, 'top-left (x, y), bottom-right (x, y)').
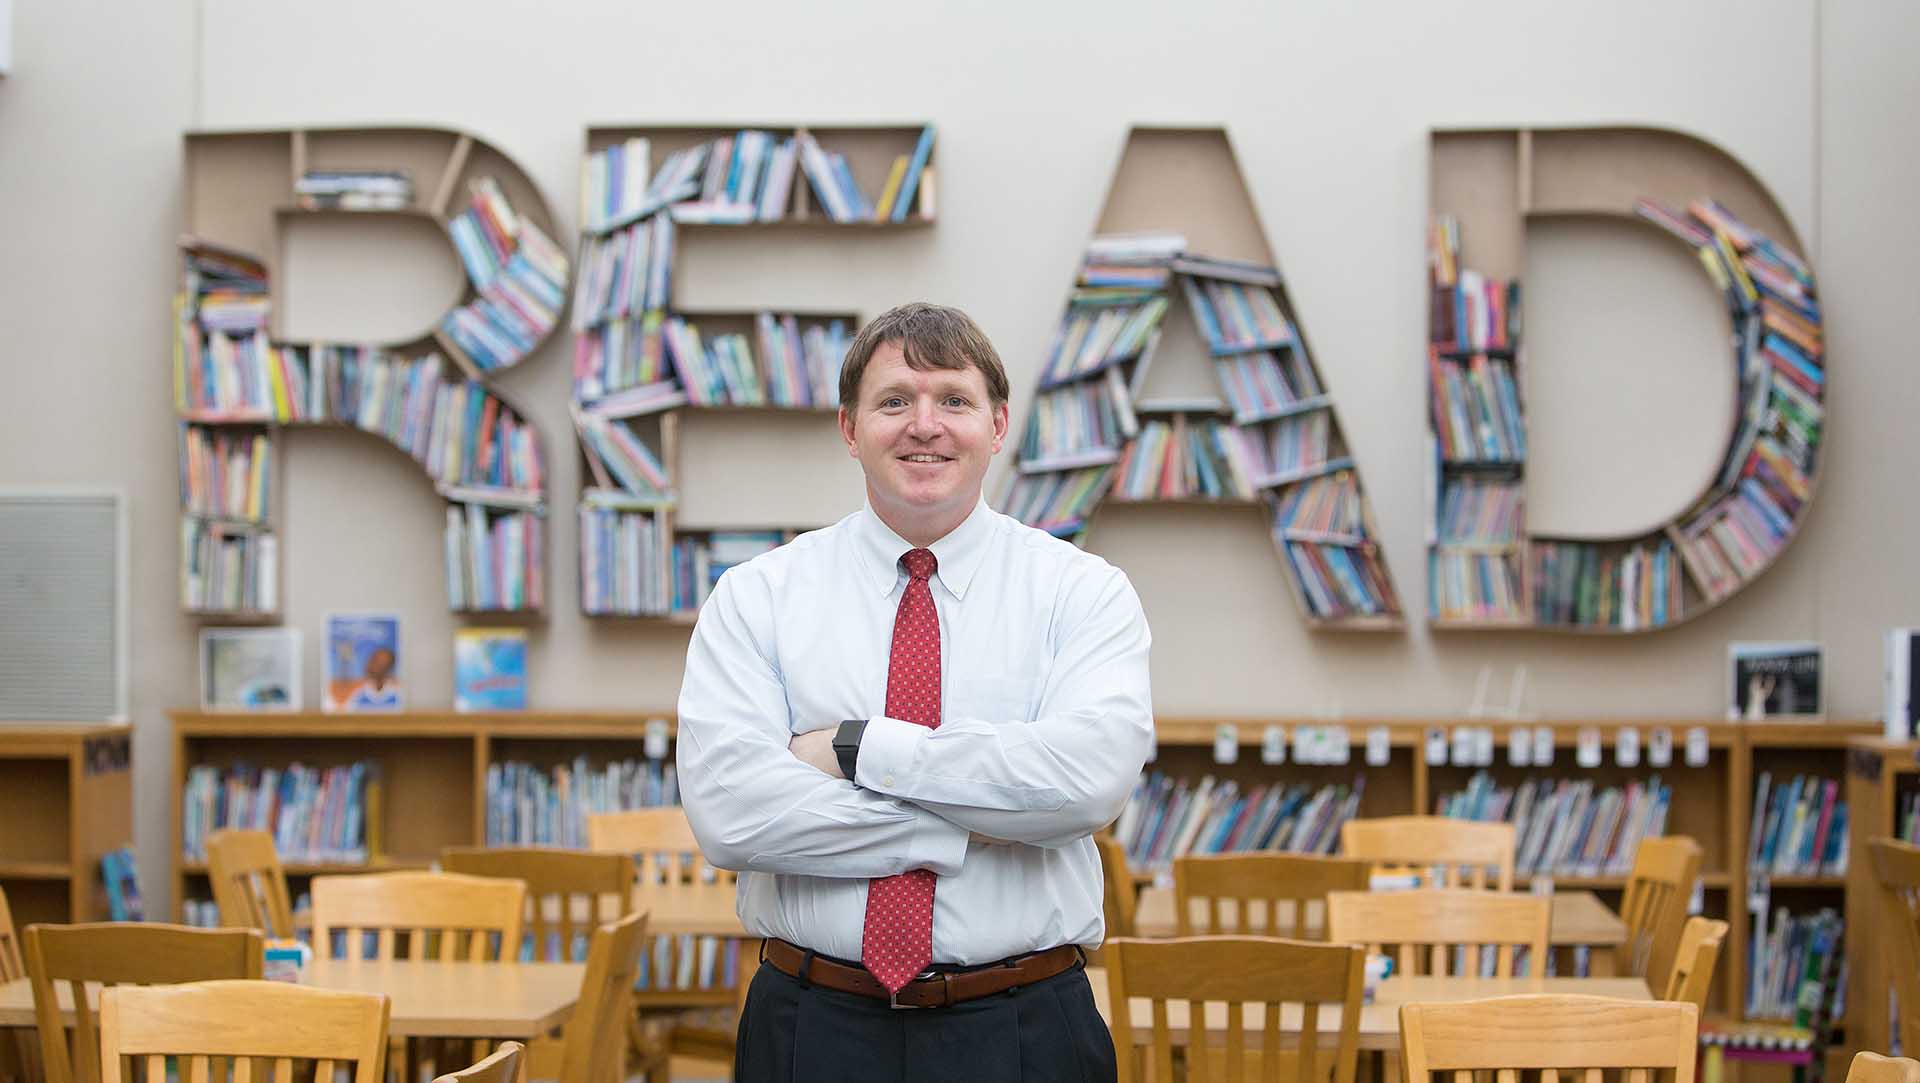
top-left (881, 398), bottom-right (907, 409)
top-left (945, 397), bottom-right (969, 408)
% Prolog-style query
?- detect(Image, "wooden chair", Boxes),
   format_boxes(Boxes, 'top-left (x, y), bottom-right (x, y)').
top-left (586, 808), bottom-right (732, 889)
top-left (0, 885), bottom-right (32, 1083)
top-left (441, 847), bottom-right (636, 963)
top-left (1339, 815), bottom-right (1515, 891)
top-left (1105, 935), bottom-right (1365, 1083)
top-left (1095, 834), bottom-right (1139, 940)
top-left (22, 923), bottom-right (262, 1083)
top-left (1617, 835), bottom-right (1702, 981)
top-left (204, 828), bottom-right (296, 938)
top-left (433, 1042), bottom-right (524, 1083)
top-left (1870, 838), bottom-right (1920, 1056)
top-left (1325, 889), bottom-right (1549, 977)
top-left (99, 979), bottom-right (388, 1083)
top-left (1399, 995), bottom-right (1698, 1083)
top-left (1661, 916), bottom-right (1728, 1011)
top-left (1173, 852), bottom-right (1371, 938)
top-left (310, 870), bottom-right (526, 962)
top-left (1847, 1052), bottom-right (1920, 1083)
top-left (549, 910), bottom-right (653, 1083)
top-left (587, 810), bottom-right (744, 1075)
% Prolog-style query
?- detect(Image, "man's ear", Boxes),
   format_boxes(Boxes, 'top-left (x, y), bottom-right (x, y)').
top-left (990, 400), bottom-right (1009, 453)
top-left (838, 406), bottom-right (858, 457)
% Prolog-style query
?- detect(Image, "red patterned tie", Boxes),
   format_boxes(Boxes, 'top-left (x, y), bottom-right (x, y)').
top-left (862, 547), bottom-right (941, 994)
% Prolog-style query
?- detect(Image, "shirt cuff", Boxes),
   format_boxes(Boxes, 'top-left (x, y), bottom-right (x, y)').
top-left (906, 805), bottom-right (970, 876)
top-left (854, 715), bottom-right (927, 796)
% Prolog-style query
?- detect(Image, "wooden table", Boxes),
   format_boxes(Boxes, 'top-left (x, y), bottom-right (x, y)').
top-left (626, 883), bottom-right (748, 937)
top-left (1090, 970), bottom-right (1651, 1052)
top-left (1131, 888), bottom-right (1626, 974)
top-left (0, 960), bottom-right (587, 1039)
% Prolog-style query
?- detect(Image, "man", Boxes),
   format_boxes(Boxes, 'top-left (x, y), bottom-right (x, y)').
top-left (677, 302), bottom-right (1152, 1082)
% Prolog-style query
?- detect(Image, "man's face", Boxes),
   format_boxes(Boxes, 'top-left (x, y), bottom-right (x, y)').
top-left (839, 342), bottom-right (1008, 534)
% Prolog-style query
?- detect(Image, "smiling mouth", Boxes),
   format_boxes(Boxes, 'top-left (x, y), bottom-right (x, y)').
top-left (899, 454), bottom-right (952, 464)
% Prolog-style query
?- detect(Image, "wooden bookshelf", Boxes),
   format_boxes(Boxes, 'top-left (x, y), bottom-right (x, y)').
top-left (1004, 126), bottom-right (1402, 628)
top-left (1844, 737), bottom-right (1920, 1058)
top-left (0, 725), bottom-right (132, 925)
top-left (572, 122), bottom-right (935, 621)
top-left (178, 126), bottom-right (569, 619)
top-left (1426, 126), bottom-right (1823, 633)
top-left (168, 709), bottom-right (1882, 1050)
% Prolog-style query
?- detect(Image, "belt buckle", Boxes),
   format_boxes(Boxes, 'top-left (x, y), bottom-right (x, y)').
top-left (889, 970), bottom-right (940, 1009)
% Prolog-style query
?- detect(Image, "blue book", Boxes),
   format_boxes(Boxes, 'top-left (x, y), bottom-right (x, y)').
top-left (890, 125), bottom-right (937, 223)
top-left (456, 628), bottom-right (529, 711)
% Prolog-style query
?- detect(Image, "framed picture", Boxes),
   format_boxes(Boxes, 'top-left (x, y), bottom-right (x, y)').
top-left (200, 627), bottom-right (301, 711)
top-left (1728, 641), bottom-right (1824, 721)
top-left (323, 612), bottom-right (402, 713)
top-left (454, 628), bottom-right (528, 712)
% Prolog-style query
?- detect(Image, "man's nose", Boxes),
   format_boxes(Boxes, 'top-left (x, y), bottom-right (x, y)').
top-left (906, 400), bottom-right (941, 435)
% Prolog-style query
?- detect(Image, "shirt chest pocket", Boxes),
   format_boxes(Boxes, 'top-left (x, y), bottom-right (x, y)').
top-left (952, 672), bottom-right (1044, 723)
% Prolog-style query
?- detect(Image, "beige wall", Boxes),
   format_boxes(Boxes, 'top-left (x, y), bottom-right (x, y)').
top-left (2, 0), bottom-right (1915, 911)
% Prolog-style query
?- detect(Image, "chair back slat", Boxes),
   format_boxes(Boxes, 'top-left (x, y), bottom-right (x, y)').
top-left (441, 848), bottom-right (635, 963)
top-left (1871, 839), bottom-right (1920, 1057)
top-left (1661, 916), bottom-right (1727, 1009)
top-left (1095, 835), bottom-right (1139, 939)
top-left (310, 871), bottom-right (524, 963)
top-left (1174, 853), bottom-right (1372, 938)
top-left (1847, 1052), bottom-right (1920, 1083)
top-left (1399, 995), bottom-right (1697, 1083)
top-left (205, 830), bottom-right (295, 939)
top-left (1326, 890), bottom-right (1548, 977)
top-left (24, 924), bottom-right (263, 1083)
top-left (0, 886), bottom-right (23, 982)
top-left (556, 911), bottom-right (649, 1083)
top-left (432, 1042), bottom-right (524, 1083)
top-left (1617, 837), bottom-right (1701, 980)
top-left (1107, 936), bottom-right (1364, 1083)
top-left (98, 980), bottom-right (388, 1083)
top-left (1340, 816), bottom-right (1515, 892)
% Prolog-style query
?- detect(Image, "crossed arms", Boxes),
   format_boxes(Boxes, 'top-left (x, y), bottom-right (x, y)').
top-left (675, 567), bottom-right (1153, 878)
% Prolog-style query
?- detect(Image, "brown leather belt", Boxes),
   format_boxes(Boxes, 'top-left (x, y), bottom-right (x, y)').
top-left (762, 939), bottom-right (1081, 1008)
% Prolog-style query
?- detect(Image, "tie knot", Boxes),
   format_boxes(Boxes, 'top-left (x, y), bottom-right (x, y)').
top-left (901, 548), bottom-right (937, 582)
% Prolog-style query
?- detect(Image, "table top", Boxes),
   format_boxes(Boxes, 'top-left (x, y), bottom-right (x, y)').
top-left (1131, 889), bottom-right (1626, 946)
top-left (1089, 969), bottom-right (1650, 1050)
top-left (0, 960), bottom-right (587, 1039)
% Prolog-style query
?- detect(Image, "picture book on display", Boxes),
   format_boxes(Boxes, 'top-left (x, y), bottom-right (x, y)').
top-left (200, 627), bottom-right (300, 711)
top-left (455, 628), bottom-right (528, 712)
top-left (101, 847), bottom-right (145, 921)
top-left (324, 613), bottom-right (402, 713)
top-left (1728, 641), bottom-right (1823, 721)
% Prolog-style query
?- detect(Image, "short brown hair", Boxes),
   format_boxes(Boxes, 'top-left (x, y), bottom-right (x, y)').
top-left (838, 302), bottom-right (1011, 411)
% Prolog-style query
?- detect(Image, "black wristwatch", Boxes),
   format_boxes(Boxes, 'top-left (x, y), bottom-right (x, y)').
top-left (833, 719), bottom-right (868, 783)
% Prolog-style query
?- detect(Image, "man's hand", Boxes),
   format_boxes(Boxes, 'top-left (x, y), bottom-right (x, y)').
top-left (788, 728), bottom-right (843, 779)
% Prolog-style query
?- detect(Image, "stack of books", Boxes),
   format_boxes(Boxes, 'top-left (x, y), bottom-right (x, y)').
top-left (1746, 772), bottom-right (1849, 878)
top-left (1745, 907), bottom-right (1843, 1021)
top-left (295, 170), bottom-right (412, 211)
top-left (441, 178), bottom-right (569, 372)
top-left (1434, 771), bottom-right (1673, 878)
top-left (181, 762), bottom-right (377, 864)
top-left (1273, 471), bottom-right (1396, 618)
top-left (179, 425), bottom-right (271, 524)
top-left (485, 757), bottom-right (680, 847)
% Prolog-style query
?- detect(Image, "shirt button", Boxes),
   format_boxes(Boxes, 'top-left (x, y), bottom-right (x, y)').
top-left (884, 774), bottom-right (895, 787)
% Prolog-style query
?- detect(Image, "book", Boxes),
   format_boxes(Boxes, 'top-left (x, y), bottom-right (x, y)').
top-left (1729, 642), bottom-right (1823, 721)
top-left (454, 628), bottom-right (528, 712)
top-left (101, 847), bottom-right (145, 921)
top-left (200, 627), bottom-right (301, 711)
top-left (1888, 628), bottom-right (1919, 740)
top-left (324, 613), bottom-right (403, 713)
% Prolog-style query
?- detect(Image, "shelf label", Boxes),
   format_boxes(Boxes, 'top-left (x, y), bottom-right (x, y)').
top-left (1425, 727), bottom-right (1448, 766)
top-left (1213, 724), bottom-right (1239, 765)
top-left (643, 719), bottom-right (671, 760)
top-left (1508, 726), bottom-right (1532, 767)
top-left (1533, 726), bottom-right (1555, 767)
top-left (1575, 727), bottom-right (1602, 768)
top-left (1615, 726), bottom-right (1640, 768)
top-left (1648, 727), bottom-right (1674, 768)
top-left (1471, 727), bottom-right (1495, 767)
top-left (1261, 724), bottom-right (1287, 765)
top-left (1366, 726), bottom-right (1392, 766)
top-left (1684, 726), bottom-right (1711, 767)
top-left (1451, 727), bottom-right (1475, 767)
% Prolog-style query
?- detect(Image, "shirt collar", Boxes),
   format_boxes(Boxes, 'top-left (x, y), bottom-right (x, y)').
top-left (856, 498), bottom-right (996, 601)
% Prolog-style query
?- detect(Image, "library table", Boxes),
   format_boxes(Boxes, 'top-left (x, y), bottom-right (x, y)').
top-left (0, 959), bottom-right (587, 1038)
top-left (1131, 887), bottom-right (1627, 974)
